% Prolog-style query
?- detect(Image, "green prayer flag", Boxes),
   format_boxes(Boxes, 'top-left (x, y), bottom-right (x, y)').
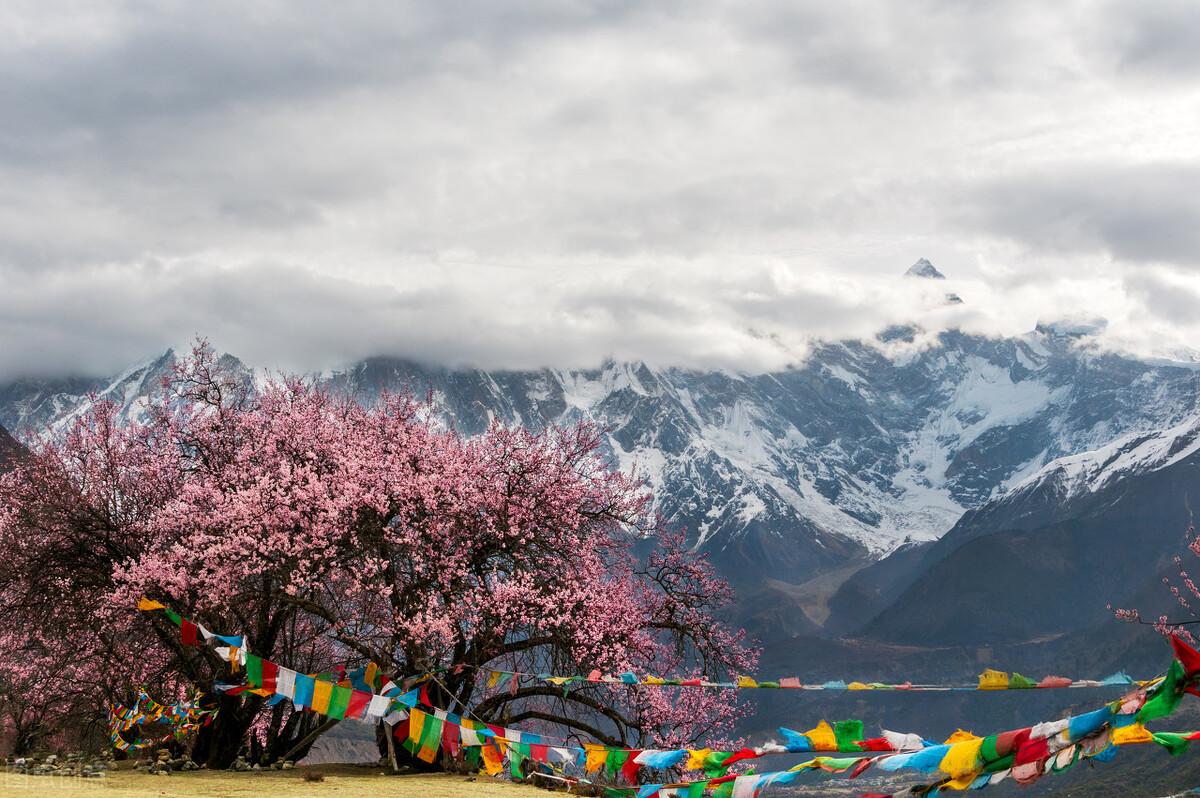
top-left (327, 685), bottom-right (351, 720)
top-left (1152, 732), bottom-right (1191, 757)
top-left (163, 609), bottom-right (182, 626)
top-left (1009, 672), bottom-right (1038, 689)
top-left (687, 782), bottom-right (707, 798)
top-left (605, 748), bottom-right (629, 779)
top-left (418, 714), bottom-right (444, 755)
top-left (712, 782), bottom-right (734, 798)
top-left (1139, 659), bottom-right (1186, 723)
top-left (983, 753), bottom-right (1015, 773)
top-left (245, 654), bottom-right (263, 688)
top-left (702, 751), bottom-right (733, 778)
top-left (834, 719), bottom-right (864, 751)
top-left (509, 742), bottom-right (529, 778)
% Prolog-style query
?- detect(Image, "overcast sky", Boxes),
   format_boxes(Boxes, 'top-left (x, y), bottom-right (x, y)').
top-left (2, 0), bottom-right (1200, 378)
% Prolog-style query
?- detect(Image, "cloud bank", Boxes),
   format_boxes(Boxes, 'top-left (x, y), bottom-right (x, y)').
top-left (2, 1), bottom-right (1199, 378)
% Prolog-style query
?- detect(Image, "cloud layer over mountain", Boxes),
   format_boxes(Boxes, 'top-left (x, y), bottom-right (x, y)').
top-left (3, 1), bottom-right (1199, 377)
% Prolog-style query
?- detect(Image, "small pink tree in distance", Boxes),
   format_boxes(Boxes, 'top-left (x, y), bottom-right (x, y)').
top-left (0, 341), bottom-right (756, 766)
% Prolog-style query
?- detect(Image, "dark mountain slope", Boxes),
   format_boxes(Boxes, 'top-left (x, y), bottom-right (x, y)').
top-left (860, 448), bottom-right (1200, 646)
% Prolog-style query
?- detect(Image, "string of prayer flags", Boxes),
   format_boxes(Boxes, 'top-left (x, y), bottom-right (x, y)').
top-left (479, 665), bottom-right (1144, 694)
top-left (106, 689), bottom-right (215, 752)
top-left (132, 597), bottom-right (1200, 797)
top-left (456, 635), bottom-right (1200, 796)
top-left (138, 597), bottom-right (413, 728)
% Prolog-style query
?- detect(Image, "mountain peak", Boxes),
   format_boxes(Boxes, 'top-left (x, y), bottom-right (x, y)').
top-left (904, 258), bottom-right (946, 280)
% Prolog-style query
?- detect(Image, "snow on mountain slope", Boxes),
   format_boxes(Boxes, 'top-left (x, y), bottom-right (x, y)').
top-left (1006, 412), bottom-right (1200, 503)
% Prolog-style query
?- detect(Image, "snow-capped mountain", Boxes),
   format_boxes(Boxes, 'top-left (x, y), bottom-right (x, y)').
top-left (904, 257), bottom-right (946, 280)
top-left (3, 264), bottom-right (1199, 588)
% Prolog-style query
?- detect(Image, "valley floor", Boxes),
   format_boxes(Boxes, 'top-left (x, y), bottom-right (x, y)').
top-left (0, 765), bottom-right (539, 797)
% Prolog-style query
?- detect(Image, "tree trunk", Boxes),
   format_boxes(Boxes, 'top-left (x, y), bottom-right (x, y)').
top-left (12, 721), bottom-right (47, 757)
top-left (264, 708), bottom-right (325, 764)
top-left (191, 692), bottom-right (259, 768)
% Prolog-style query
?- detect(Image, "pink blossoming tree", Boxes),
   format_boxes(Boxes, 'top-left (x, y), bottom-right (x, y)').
top-left (0, 342), bottom-right (756, 766)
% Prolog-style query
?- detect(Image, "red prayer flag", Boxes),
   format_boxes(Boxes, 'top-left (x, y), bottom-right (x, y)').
top-left (1171, 635), bottom-right (1200, 678)
top-left (344, 690), bottom-right (372, 721)
top-left (418, 683), bottom-right (432, 707)
top-left (1014, 737), bottom-right (1048, 766)
top-left (723, 747), bottom-right (760, 767)
top-left (181, 620), bottom-right (199, 646)
top-left (441, 718), bottom-right (460, 759)
top-left (261, 661), bottom-right (278, 693)
top-left (530, 743), bottom-right (549, 763)
top-left (620, 753), bottom-right (641, 784)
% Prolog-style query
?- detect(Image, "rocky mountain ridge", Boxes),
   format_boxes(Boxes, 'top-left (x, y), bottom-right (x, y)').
top-left (3, 264), bottom-right (1198, 604)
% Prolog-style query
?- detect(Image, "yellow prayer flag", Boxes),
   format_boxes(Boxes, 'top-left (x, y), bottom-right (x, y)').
top-left (944, 729), bottom-right (980, 744)
top-left (481, 741), bottom-right (505, 775)
top-left (804, 720), bottom-right (838, 751)
top-left (685, 748), bottom-right (712, 770)
top-left (939, 734), bottom-right (984, 787)
top-left (311, 680), bottom-right (333, 714)
top-left (583, 743), bottom-right (608, 774)
top-left (736, 676), bottom-right (759, 688)
top-left (645, 676), bottom-right (666, 685)
top-left (1112, 724), bottom-right (1154, 745)
top-left (486, 671), bottom-right (503, 689)
top-left (977, 669), bottom-right (1009, 690)
top-left (408, 708), bottom-right (426, 742)
top-left (847, 681), bottom-right (871, 690)
top-left (136, 597), bottom-right (166, 611)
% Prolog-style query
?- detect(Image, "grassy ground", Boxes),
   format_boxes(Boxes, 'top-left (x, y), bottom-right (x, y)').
top-left (0, 764), bottom-right (540, 797)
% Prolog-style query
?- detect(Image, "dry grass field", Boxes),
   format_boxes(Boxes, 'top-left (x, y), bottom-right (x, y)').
top-left (0, 764), bottom-right (541, 797)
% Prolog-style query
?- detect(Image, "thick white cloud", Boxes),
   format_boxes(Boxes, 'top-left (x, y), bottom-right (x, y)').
top-left (1, 0), bottom-right (1199, 378)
